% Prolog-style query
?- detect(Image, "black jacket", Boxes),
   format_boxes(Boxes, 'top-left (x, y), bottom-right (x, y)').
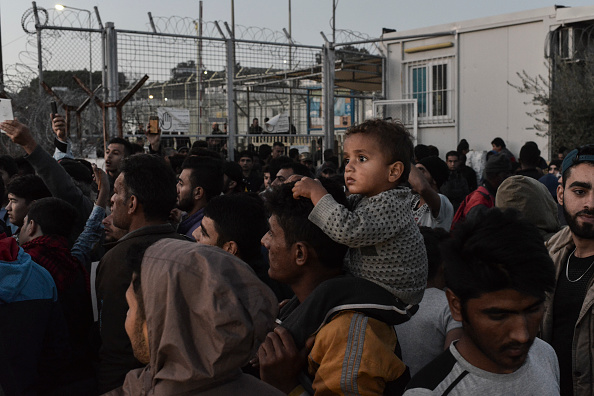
top-left (95, 223), bottom-right (187, 393)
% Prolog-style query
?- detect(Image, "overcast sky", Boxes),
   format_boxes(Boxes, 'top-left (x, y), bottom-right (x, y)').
top-left (3, 0), bottom-right (594, 78)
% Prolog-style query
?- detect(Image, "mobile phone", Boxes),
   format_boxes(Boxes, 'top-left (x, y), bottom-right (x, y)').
top-left (51, 101), bottom-right (58, 118)
top-left (148, 116), bottom-right (159, 134)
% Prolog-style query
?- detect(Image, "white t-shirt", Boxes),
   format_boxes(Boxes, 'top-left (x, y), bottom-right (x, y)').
top-left (395, 288), bottom-right (462, 376)
top-left (412, 193), bottom-right (454, 230)
top-left (404, 338), bottom-right (560, 395)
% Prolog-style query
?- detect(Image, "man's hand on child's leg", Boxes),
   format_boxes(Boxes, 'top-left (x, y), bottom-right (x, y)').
top-left (292, 177), bottom-right (328, 205)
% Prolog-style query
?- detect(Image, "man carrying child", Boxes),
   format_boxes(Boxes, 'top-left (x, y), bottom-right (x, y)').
top-left (292, 119), bottom-right (428, 305)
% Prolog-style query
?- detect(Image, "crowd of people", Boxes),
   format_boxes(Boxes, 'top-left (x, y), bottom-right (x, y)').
top-left (0, 113), bottom-right (591, 396)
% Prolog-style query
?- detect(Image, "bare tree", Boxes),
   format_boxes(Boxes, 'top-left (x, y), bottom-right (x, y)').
top-left (510, 47), bottom-right (594, 153)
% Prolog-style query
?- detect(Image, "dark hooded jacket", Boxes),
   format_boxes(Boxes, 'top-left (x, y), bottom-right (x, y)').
top-left (0, 236), bottom-right (70, 395)
top-left (104, 239), bottom-right (282, 396)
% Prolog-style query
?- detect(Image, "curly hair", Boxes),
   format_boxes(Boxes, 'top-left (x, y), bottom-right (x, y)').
top-left (264, 178), bottom-right (348, 269)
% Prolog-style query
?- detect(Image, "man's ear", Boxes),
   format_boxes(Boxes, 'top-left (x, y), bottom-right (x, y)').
top-left (26, 219), bottom-right (38, 237)
top-left (221, 240), bottom-right (239, 256)
top-left (388, 161), bottom-right (405, 183)
top-left (128, 195), bottom-right (138, 215)
top-left (294, 242), bottom-right (309, 267)
top-left (556, 183), bottom-right (564, 206)
top-left (193, 186), bottom-right (204, 201)
top-left (446, 288), bottom-right (463, 322)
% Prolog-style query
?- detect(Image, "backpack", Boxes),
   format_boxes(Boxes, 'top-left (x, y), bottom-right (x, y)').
top-left (451, 186), bottom-right (494, 230)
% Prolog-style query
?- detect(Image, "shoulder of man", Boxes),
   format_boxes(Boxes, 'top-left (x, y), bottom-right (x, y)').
top-left (405, 345), bottom-right (459, 393)
top-left (545, 225), bottom-right (573, 257)
top-left (119, 223), bottom-right (182, 243)
top-left (98, 226), bottom-right (186, 280)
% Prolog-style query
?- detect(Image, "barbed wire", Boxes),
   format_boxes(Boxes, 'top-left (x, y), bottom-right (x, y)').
top-left (11, 8), bottom-right (380, 94)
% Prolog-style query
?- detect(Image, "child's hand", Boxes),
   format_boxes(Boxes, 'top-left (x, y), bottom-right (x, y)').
top-left (292, 177), bottom-right (327, 205)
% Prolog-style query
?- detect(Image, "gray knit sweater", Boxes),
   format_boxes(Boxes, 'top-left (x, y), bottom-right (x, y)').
top-left (309, 187), bottom-right (428, 305)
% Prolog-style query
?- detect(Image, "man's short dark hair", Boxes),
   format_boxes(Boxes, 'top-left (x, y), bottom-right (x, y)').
top-left (446, 151), bottom-right (459, 160)
top-left (121, 154), bottom-right (177, 222)
top-left (264, 179), bottom-right (348, 269)
top-left (442, 207), bottom-right (555, 314)
top-left (289, 148), bottom-right (299, 160)
top-left (168, 154), bottom-right (186, 174)
top-left (419, 226), bottom-right (450, 281)
top-left (491, 137), bottom-right (506, 149)
top-left (108, 137), bottom-right (133, 157)
top-left (7, 175), bottom-right (51, 204)
top-left (237, 150), bottom-right (254, 161)
top-left (188, 147), bottom-right (221, 158)
top-left (279, 162), bottom-right (314, 178)
top-left (57, 159), bottom-right (90, 183)
top-left (519, 143), bottom-right (540, 168)
top-left (204, 193), bottom-right (268, 260)
top-left (549, 159), bottom-right (562, 170)
top-left (414, 144), bottom-right (431, 163)
top-left (323, 149), bottom-right (334, 162)
top-left (0, 155), bottom-right (18, 178)
top-left (269, 156), bottom-right (294, 183)
top-left (181, 156), bottom-right (224, 202)
top-left (456, 139), bottom-right (469, 153)
top-left (259, 144), bottom-right (272, 160)
top-left (419, 156), bottom-right (449, 189)
top-left (14, 157), bottom-right (35, 176)
top-left (27, 197), bottom-right (77, 238)
top-left (273, 142), bottom-right (285, 149)
top-left (191, 140), bottom-right (209, 149)
top-left (427, 145), bottom-right (439, 157)
top-left (346, 119), bottom-right (414, 183)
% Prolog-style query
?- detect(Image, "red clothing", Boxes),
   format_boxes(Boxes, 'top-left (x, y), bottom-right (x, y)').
top-left (22, 235), bottom-right (89, 293)
top-left (451, 186), bottom-right (494, 229)
top-left (21, 234), bottom-right (94, 382)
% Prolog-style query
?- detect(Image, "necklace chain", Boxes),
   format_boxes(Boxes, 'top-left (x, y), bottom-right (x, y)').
top-left (565, 247), bottom-right (594, 283)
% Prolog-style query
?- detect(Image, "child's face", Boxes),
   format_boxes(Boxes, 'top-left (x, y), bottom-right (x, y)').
top-left (343, 134), bottom-right (398, 197)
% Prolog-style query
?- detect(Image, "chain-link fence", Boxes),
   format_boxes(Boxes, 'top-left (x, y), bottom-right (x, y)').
top-left (5, 2), bottom-right (384, 160)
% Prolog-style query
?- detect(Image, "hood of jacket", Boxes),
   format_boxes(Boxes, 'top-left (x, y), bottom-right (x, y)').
top-left (496, 175), bottom-right (560, 240)
top-left (122, 239), bottom-right (277, 395)
top-left (0, 236), bottom-right (56, 304)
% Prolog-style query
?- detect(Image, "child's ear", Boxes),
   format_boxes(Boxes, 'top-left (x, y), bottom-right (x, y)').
top-left (388, 161), bottom-right (405, 183)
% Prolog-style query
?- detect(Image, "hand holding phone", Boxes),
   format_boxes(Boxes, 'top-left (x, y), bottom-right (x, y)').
top-left (51, 101), bottom-right (58, 119)
top-left (148, 116), bottom-right (160, 134)
top-left (0, 99), bottom-right (14, 134)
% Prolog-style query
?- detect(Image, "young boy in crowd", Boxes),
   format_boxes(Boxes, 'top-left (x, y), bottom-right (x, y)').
top-left (293, 119), bottom-right (428, 306)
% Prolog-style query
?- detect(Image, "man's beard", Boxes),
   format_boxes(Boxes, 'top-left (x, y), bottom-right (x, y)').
top-left (177, 194), bottom-right (194, 212)
top-left (563, 205), bottom-right (594, 239)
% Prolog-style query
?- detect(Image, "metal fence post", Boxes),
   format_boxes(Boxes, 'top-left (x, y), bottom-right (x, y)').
top-left (33, 2), bottom-right (43, 96)
top-left (105, 22), bottom-right (118, 138)
top-left (226, 37), bottom-right (237, 160)
top-left (322, 43), bottom-right (335, 153)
